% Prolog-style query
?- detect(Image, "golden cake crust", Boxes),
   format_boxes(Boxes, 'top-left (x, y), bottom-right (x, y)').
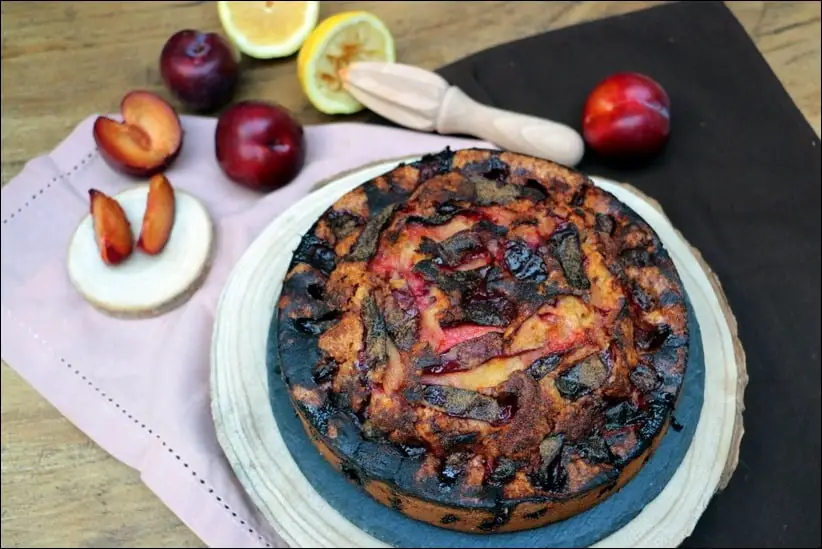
top-left (276, 149), bottom-right (689, 533)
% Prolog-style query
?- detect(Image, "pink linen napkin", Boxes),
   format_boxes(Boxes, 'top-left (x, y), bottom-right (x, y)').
top-left (0, 114), bottom-right (491, 548)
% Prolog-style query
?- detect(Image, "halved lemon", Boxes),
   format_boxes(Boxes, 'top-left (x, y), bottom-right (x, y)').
top-left (217, 1), bottom-right (320, 59)
top-left (297, 10), bottom-right (396, 115)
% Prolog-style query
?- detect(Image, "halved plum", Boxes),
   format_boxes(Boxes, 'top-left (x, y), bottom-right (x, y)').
top-left (93, 90), bottom-right (183, 178)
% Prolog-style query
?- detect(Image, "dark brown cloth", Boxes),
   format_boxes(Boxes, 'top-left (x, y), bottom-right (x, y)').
top-left (371, 2), bottom-right (822, 547)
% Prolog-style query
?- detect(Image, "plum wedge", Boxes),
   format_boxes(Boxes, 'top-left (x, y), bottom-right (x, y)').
top-left (68, 179), bottom-right (211, 318)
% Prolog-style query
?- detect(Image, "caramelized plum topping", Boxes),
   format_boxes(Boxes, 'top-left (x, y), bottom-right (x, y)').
top-left (531, 435), bottom-right (567, 492)
top-left (637, 392), bottom-right (676, 440)
top-left (549, 225), bottom-right (590, 290)
top-left (635, 322), bottom-right (672, 351)
top-left (526, 354), bottom-right (562, 381)
top-left (414, 148), bottom-right (454, 181)
top-left (327, 210), bottom-right (362, 240)
top-left (313, 358), bottom-right (338, 385)
top-left (504, 239), bottom-right (548, 282)
top-left (294, 233), bottom-right (336, 275)
top-left (294, 310), bottom-right (341, 336)
top-left (462, 292), bottom-right (516, 327)
top-left (576, 433), bottom-right (615, 464)
top-left (620, 247), bottom-right (653, 267)
top-left (362, 296), bottom-right (388, 366)
top-left (347, 204), bottom-right (398, 262)
top-left (630, 364), bottom-right (661, 392)
top-left (523, 179), bottom-right (548, 201)
top-left (419, 385), bottom-right (513, 425)
top-left (440, 452), bottom-right (469, 486)
top-left (595, 213), bottom-right (615, 235)
top-left (555, 355), bottom-right (609, 400)
top-left (441, 432), bottom-right (478, 452)
top-left (489, 457), bottom-right (518, 485)
top-left (424, 332), bottom-right (504, 375)
top-left (604, 401), bottom-right (642, 430)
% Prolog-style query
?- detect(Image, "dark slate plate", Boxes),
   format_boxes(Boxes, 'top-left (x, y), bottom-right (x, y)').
top-left (266, 289), bottom-right (704, 548)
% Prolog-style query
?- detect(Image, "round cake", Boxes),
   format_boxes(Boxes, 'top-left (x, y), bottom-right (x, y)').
top-left (275, 148), bottom-right (689, 534)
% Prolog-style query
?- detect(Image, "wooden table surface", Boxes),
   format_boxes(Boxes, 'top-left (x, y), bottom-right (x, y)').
top-left (1, 1), bottom-right (819, 547)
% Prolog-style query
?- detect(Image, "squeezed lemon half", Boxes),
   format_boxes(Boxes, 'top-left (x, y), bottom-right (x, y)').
top-left (297, 10), bottom-right (396, 115)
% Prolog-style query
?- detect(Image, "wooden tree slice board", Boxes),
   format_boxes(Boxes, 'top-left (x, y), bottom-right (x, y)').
top-left (210, 155), bottom-right (747, 548)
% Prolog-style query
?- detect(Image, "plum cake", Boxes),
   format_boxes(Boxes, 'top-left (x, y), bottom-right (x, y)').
top-left (275, 148), bottom-right (689, 533)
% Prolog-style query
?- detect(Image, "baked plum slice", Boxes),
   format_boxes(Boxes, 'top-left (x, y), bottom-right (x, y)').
top-left (549, 225), bottom-right (590, 290)
top-left (531, 435), bottom-right (567, 492)
top-left (504, 239), bottom-right (548, 282)
top-left (555, 354), bottom-right (609, 400)
top-left (526, 353), bottom-right (562, 381)
top-left (412, 385), bottom-right (512, 425)
top-left (294, 233), bottom-right (336, 276)
top-left (419, 230), bottom-right (484, 267)
top-left (422, 331), bottom-right (505, 375)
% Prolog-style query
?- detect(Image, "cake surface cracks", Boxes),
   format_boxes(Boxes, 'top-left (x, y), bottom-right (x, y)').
top-left (276, 149), bottom-right (689, 533)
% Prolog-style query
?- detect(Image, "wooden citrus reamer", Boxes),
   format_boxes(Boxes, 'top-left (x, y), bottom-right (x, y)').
top-left (340, 61), bottom-right (586, 167)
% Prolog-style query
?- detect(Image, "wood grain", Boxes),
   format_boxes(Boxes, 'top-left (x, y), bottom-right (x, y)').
top-left (1, 1), bottom-right (818, 547)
